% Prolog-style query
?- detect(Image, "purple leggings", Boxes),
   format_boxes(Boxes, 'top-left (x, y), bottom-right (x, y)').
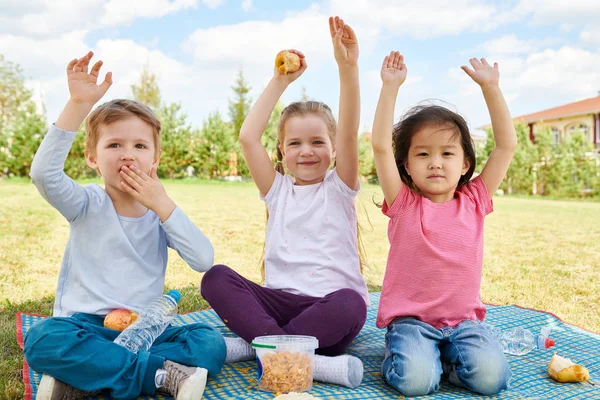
top-left (201, 264), bottom-right (367, 356)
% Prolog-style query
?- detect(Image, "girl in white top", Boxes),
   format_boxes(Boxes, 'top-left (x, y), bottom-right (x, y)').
top-left (201, 16), bottom-right (368, 389)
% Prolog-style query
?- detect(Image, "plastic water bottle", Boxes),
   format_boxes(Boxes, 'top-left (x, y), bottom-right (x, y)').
top-left (484, 324), bottom-right (555, 356)
top-left (113, 290), bottom-right (181, 354)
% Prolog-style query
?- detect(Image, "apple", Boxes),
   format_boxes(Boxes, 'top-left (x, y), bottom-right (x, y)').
top-left (104, 308), bottom-right (138, 331)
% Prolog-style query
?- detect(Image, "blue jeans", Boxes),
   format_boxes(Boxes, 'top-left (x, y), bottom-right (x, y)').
top-left (381, 318), bottom-right (511, 396)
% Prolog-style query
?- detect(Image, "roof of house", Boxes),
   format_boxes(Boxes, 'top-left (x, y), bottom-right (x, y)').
top-left (514, 96), bottom-right (600, 124)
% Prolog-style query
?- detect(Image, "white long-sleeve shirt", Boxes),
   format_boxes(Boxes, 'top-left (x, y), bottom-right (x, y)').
top-left (30, 124), bottom-right (214, 317)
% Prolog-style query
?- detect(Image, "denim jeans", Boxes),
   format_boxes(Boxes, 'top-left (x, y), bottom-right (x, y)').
top-left (381, 318), bottom-right (511, 396)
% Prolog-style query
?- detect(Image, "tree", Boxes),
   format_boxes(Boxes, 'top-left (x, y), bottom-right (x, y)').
top-left (131, 65), bottom-right (161, 110)
top-left (64, 127), bottom-right (96, 179)
top-left (504, 123), bottom-right (538, 194)
top-left (228, 69), bottom-right (252, 140)
top-left (0, 55), bottom-right (34, 133)
top-left (196, 111), bottom-right (235, 179)
top-left (263, 100), bottom-right (284, 160)
top-left (156, 103), bottom-right (198, 179)
top-left (0, 54), bottom-right (48, 177)
top-left (358, 132), bottom-right (376, 183)
top-left (1, 102), bottom-right (46, 176)
top-left (546, 131), bottom-right (596, 197)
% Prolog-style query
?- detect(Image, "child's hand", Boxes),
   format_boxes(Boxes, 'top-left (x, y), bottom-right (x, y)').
top-left (119, 165), bottom-right (176, 222)
top-left (329, 16), bottom-right (358, 66)
top-left (274, 50), bottom-right (307, 85)
top-left (380, 51), bottom-right (407, 87)
top-left (66, 51), bottom-right (112, 106)
top-left (461, 58), bottom-right (499, 88)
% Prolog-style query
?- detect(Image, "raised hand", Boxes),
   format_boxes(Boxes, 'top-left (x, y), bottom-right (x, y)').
top-left (461, 58), bottom-right (499, 88)
top-left (381, 51), bottom-right (407, 87)
top-left (274, 49), bottom-right (307, 85)
top-left (329, 16), bottom-right (358, 66)
top-left (66, 51), bottom-right (113, 106)
top-left (119, 164), bottom-right (176, 221)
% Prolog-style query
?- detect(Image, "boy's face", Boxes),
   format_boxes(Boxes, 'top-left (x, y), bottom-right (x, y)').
top-left (86, 117), bottom-right (159, 193)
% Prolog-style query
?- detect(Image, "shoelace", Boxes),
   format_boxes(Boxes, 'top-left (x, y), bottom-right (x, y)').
top-left (163, 365), bottom-right (188, 397)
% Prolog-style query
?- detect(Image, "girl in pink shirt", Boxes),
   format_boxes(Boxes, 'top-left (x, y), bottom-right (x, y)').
top-left (371, 51), bottom-right (517, 396)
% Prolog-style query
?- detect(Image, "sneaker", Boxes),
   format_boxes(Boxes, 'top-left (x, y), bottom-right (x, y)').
top-left (37, 374), bottom-right (102, 400)
top-left (161, 361), bottom-right (208, 400)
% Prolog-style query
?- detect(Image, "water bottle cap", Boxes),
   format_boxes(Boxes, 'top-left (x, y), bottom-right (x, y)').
top-left (166, 290), bottom-right (181, 303)
top-left (545, 338), bottom-right (555, 348)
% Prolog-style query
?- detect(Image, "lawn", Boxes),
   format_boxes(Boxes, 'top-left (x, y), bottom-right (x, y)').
top-left (1, 178), bottom-right (599, 399)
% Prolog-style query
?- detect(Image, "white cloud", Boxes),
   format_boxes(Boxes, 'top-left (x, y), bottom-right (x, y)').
top-left (101, 0), bottom-right (199, 26)
top-left (242, 0), bottom-right (254, 12)
top-left (581, 28), bottom-right (600, 45)
top-left (0, 31), bottom-right (89, 80)
top-left (0, 1), bottom-right (104, 37)
top-left (480, 34), bottom-right (560, 55)
top-left (0, 0), bottom-right (199, 37)
top-left (448, 46), bottom-right (600, 127)
top-left (329, 0), bottom-right (501, 39)
top-left (183, 6), bottom-right (332, 67)
top-left (202, 0), bottom-right (223, 9)
top-left (511, 0), bottom-right (600, 26)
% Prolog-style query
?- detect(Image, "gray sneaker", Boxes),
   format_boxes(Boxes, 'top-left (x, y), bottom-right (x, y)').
top-left (37, 374), bottom-right (102, 400)
top-left (161, 361), bottom-right (208, 400)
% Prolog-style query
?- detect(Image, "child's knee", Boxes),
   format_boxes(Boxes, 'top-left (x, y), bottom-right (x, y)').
top-left (200, 264), bottom-right (233, 297)
top-left (24, 318), bottom-right (75, 369)
top-left (461, 353), bottom-right (511, 395)
top-left (381, 354), bottom-right (440, 396)
top-left (329, 288), bottom-right (367, 322)
top-left (188, 326), bottom-right (227, 376)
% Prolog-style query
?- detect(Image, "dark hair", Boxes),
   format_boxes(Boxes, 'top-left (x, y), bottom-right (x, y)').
top-left (392, 103), bottom-right (476, 191)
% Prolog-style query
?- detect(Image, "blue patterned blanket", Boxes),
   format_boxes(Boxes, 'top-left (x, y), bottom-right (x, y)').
top-left (17, 293), bottom-right (600, 399)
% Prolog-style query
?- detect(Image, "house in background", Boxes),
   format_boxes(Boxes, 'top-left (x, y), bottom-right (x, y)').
top-left (512, 95), bottom-right (600, 150)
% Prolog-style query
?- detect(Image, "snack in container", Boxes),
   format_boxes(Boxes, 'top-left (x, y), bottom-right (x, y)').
top-left (251, 335), bottom-right (318, 393)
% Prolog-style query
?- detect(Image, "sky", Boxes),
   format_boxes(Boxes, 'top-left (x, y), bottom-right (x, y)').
top-left (2, 0), bottom-right (600, 137)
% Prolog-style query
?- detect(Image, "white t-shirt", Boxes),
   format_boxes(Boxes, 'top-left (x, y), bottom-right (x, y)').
top-left (262, 169), bottom-right (369, 306)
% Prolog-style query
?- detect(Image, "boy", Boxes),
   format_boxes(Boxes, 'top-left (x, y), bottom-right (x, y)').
top-left (24, 51), bottom-right (225, 400)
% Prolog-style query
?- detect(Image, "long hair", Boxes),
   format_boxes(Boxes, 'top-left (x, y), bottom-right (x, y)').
top-left (392, 104), bottom-right (476, 192)
top-left (260, 100), bottom-right (367, 282)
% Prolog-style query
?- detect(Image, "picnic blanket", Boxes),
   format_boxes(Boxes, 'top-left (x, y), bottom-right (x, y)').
top-left (17, 293), bottom-right (600, 399)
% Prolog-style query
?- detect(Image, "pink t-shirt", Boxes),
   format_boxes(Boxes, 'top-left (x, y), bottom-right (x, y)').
top-left (376, 176), bottom-right (493, 329)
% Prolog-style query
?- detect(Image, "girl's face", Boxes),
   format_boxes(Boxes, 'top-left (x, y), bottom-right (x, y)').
top-left (404, 123), bottom-right (470, 203)
top-left (279, 114), bottom-right (335, 186)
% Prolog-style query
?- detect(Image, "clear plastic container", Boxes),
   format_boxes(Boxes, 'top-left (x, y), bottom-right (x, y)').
top-left (251, 335), bottom-right (319, 393)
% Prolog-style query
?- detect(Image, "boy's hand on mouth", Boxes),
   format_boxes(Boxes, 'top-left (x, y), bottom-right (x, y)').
top-left (119, 164), bottom-right (176, 222)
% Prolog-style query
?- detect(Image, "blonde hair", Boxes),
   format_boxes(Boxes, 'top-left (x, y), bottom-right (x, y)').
top-left (260, 100), bottom-right (367, 281)
top-left (85, 99), bottom-right (161, 158)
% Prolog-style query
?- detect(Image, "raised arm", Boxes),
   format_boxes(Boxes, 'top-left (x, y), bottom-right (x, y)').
top-left (56, 51), bottom-right (113, 132)
top-left (462, 58), bottom-right (517, 198)
top-left (30, 51), bottom-right (112, 221)
top-left (372, 51), bottom-right (406, 207)
top-left (329, 16), bottom-right (360, 190)
top-left (238, 50), bottom-right (306, 197)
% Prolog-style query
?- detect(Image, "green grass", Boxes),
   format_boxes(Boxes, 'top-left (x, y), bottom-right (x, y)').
top-left (1, 178), bottom-right (599, 399)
